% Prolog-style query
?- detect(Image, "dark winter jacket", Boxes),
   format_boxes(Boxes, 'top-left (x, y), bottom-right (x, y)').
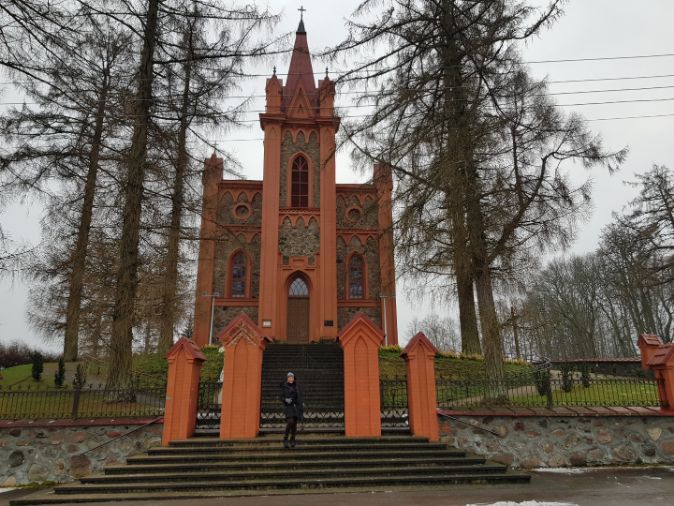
top-left (279, 380), bottom-right (303, 419)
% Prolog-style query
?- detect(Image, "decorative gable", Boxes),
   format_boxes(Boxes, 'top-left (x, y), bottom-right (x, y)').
top-left (287, 87), bottom-right (314, 119)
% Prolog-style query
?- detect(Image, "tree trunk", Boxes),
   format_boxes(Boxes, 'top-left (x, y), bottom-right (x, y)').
top-left (453, 222), bottom-right (481, 355)
top-left (440, 2), bottom-right (481, 356)
top-left (63, 71), bottom-right (110, 361)
top-left (107, 0), bottom-right (160, 396)
top-left (158, 28), bottom-right (193, 356)
top-left (512, 306), bottom-right (521, 360)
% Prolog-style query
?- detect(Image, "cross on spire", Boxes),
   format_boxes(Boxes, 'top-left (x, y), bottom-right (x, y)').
top-left (298, 6), bottom-right (306, 20)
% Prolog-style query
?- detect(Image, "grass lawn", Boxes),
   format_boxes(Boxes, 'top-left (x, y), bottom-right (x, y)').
top-left (0, 364), bottom-right (67, 391)
top-left (378, 347), bottom-right (532, 380)
top-left (86, 347), bottom-right (224, 389)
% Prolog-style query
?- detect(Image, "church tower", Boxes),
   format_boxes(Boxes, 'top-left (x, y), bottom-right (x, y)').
top-left (192, 17), bottom-right (398, 346)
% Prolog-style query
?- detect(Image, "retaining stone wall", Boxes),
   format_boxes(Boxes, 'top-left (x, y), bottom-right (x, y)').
top-left (440, 415), bottom-right (674, 469)
top-left (0, 422), bottom-right (162, 486)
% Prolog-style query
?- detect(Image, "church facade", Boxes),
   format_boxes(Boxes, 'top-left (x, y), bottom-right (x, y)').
top-left (192, 20), bottom-right (398, 347)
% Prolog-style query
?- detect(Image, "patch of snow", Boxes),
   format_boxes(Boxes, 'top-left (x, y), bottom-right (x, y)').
top-left (0, 489), bottom-right (16, 494)
top-left (466, 502), bottom-right (579, 506)
top-left (534, 467), bottom-right (590, 474)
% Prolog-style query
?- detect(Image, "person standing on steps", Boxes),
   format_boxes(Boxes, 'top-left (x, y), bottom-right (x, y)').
top-left (280, 371), bottom-right (303, 448)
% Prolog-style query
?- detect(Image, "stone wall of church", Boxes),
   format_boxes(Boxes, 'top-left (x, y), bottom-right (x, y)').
top-left (279, 131), bottom-right (320, 207)
top-left (213, 233), bottom-right (261, 299)
top-left (212, 306), bottom-right (259, 337)
top-left (336, 193), bottom-right (378, 230)
top-left (338, 306), bottom-right (381, 330)
top-left (279, 216), bottom-right (320, 258)
top-left (336, 235), bottom-right (380, 300)
top-left (216, 190), bottom-right (263, 226)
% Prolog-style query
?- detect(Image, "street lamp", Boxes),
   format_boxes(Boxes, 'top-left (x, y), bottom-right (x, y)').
top-left (202, 291), bottom-right (220, 345)
top-left (380, 294), bottom-right (395, 347)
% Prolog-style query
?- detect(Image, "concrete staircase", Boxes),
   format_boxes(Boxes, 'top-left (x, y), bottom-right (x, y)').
top-left (11, 435), bottom-right (530, 504)
top-left (10, 344), bottom-right (530, 504)
top-left (259, 343), bottom-right (345, 433)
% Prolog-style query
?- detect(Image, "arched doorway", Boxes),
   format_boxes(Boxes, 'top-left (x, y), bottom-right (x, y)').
top-left (287, 274), bottom-right (310, 343)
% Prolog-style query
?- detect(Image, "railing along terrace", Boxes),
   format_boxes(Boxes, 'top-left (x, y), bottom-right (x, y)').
top-left (0, 384), bottom-right (166, 420)
top-left (197, 380), bottom-right (223, 426)
top-left (436, 369), bottom-right (660, 409)
top-left (380, 377), bottom-right (408, 427)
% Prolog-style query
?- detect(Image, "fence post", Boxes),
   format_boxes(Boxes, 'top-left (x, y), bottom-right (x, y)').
top-left (218, 314), bottom-right (269, 439)
top-left (71, 384), bottom-right (81, 419)
top-left (402, 332), bottom-right (439, 441)
top-left (162, 337), bottom-right (206, 446)
top-left (340, 314), bottom-right (383, 437)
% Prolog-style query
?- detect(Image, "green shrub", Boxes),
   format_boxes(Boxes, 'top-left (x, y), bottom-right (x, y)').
top-left (54, 357), bottom-right (66, 387)
top-left (72, 363), bottom-right (87, 389)
top-left (580, 365), bottom-right (592, 388)
top-left (560, 364), bottom-right (574, 392)
top-left (31, 352), bottom-right (43, 381)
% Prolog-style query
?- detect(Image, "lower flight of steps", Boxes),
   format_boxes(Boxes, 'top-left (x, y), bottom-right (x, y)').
top-left (11, 435), bottom-right (530, 505)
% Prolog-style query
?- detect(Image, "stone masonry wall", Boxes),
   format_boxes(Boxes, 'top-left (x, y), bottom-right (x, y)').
top-left (0, 422), bottom-right (163, 486)
top-left (440, 415), bottom-right (674, 469)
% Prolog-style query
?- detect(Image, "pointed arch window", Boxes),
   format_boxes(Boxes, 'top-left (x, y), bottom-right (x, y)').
top-left (230, 251), bottom-right (248, 297)
top-left (288, 276), bottom-right (309, 297)
top-left (291, 155), bottom-right (309, 208)
top-left (348, 254), bottom-right (365, 299)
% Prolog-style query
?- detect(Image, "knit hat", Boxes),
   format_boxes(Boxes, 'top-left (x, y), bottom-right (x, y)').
top-left (287, 372), bottom-right (295, 378)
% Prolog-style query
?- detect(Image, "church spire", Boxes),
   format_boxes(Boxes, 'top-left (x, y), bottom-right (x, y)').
top-left (283, 7), bottom-right (316, 111)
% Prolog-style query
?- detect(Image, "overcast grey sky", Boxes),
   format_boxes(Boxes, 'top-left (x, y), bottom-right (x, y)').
top-left (1, 0), bottom-right (673, 352)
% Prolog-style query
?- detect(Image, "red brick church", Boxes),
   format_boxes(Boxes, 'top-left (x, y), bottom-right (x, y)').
top-left (192, 17), bottom-right (398, 347)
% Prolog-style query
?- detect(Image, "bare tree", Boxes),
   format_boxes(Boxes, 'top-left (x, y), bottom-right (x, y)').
top-left (331, 1), bottom-right (622, 392)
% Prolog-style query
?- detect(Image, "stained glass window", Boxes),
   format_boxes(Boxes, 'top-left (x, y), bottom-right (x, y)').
top-left (288, 276), bottom-right (309, 297)
top-left (231, 251), bottom-right (247, 297)
top-left (348, 255), bottom-right (364, 299)
top-left (291, 156), bottom-right (309, 208)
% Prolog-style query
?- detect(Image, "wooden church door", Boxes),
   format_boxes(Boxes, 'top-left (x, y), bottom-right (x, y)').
top-left (287, 276), bottom-right (310, 343)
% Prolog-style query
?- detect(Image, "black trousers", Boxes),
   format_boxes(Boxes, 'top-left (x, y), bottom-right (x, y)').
top-left (284, 416), bottom-right (297, 441)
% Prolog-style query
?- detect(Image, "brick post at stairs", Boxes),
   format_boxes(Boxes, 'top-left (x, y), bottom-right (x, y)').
top-left (638, 334), bottom-right (664, 370)
top-left (402, 332), bottom-right (440, 442)
top-left (647, 344), bottom-right (674, 410)
top-left (218, 313), bottom-right (270, 439)
top-left (340, 314), bottom-right (383, 437)
top-left (162, 337), bottom-right (206, 446)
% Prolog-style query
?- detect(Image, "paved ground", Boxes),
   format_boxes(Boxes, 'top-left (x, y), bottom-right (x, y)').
top-left (2, 467), bottom-right (673, 506)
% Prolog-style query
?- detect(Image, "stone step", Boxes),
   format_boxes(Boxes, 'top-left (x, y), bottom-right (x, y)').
top-left (51, 472), bottom-right (529, 496)
top-left (82, 464), bottom-right (508, 485)
top-left (147, 441), bottom-right (450, 455)
top-left (103, 455), bottom-right (488, 475)
top-left (11, 474), bottom-right (531, 505)
top-left (168, 435), bottom-right (427, 447)
top-left (126, 448), bottom-right (466, 464)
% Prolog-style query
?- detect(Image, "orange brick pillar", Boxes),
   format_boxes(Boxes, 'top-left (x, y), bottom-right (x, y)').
top-left (340, 314), bottom-right (384, 437)
top-left (162, 337), bottom-right (206, 446)
top-left (193, 154), bottom-right (223, 347)
top-left (218, 314), bottom-right (270, 439)
top-left (402, 332), bottom-right (440, 441)
top-left (647, 344), bottom-right (674, 410)
top-left (638, 334), bottom-right (664, 369)
top-left (374, 163), bottom-right (398, 346)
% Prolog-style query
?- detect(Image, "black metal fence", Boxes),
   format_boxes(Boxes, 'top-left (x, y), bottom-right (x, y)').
top-left (197, 380), bottom-right (222, 426)
top-left (436, 370), bottom-right (660, 409)
top-left (0, 384), bottom-right (166, 420)
top-left (380, 377), bottom-right (408, 427)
